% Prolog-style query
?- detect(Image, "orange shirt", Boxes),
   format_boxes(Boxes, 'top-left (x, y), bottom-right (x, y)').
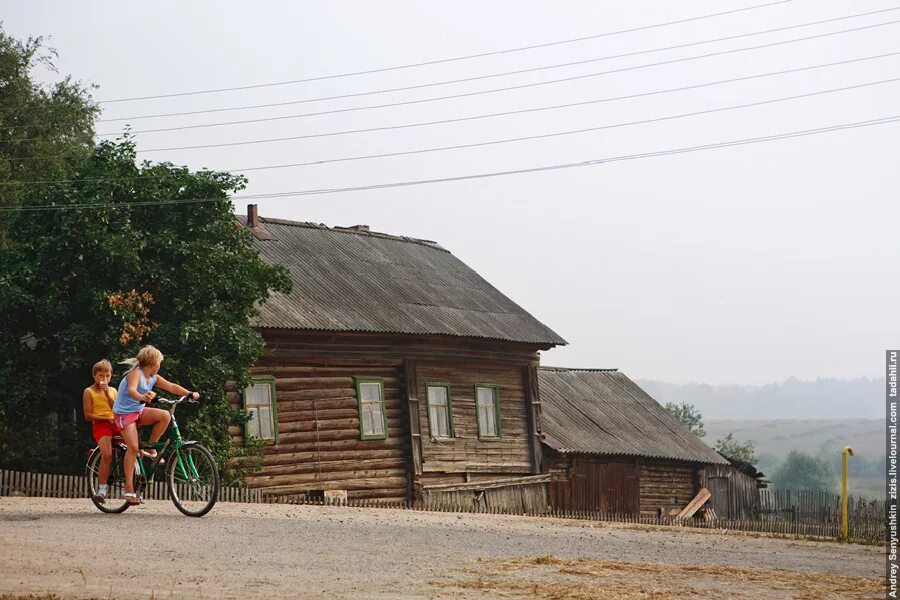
top-left (85, 386), bottom-right (115, 420)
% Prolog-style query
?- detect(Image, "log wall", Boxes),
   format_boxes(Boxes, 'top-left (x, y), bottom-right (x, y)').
top-left (230, 330), bottom-right (545, 501)
top-left (416, 363), bottom-right (532, 483)
top-left (639, 461), bottom-right (700, 517)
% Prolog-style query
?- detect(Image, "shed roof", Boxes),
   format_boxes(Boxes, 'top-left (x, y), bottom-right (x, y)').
top-left (242, 216), bottom-right (566, 346)
top-left (538, 367), bottom-right (727, 464)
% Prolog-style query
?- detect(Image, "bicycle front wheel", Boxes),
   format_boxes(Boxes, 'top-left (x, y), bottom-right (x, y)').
top-left (85, 445), bottom-right (131, 514)
top-left (166, 443), bottom-right (219, 517)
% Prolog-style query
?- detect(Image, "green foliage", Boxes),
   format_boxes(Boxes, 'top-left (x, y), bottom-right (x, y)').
top-left (0, 138), bottom-right (291, 477)
top-left (770, 450), bottom-right (838, 492)
top-left (713, 432), bottom-right (757, 465)
top-left (664, 401), bottom-right (706, 438)
top-left (0, 26), bottom-right (98, 219)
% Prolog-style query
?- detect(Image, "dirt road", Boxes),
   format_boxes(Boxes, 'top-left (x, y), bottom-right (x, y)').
top-left (0, 497), bottom-right (885, 599)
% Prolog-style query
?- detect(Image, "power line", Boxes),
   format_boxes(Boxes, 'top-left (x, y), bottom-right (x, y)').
top-left (129, 53), bottom-right (900, 154)
top-left (94, 7), bottom-right (900, 126)
top-left (4, 114), bottom-right (897, 213)
top-left (94, 0), bottom-right (796, 104)
top-left (4, 78), bottom-right (898, 188)
top-left (82, 17), bottom-right (900, 140)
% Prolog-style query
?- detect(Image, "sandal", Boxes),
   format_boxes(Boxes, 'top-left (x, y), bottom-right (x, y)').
top-left (124, 492), bottom-right (142, 506)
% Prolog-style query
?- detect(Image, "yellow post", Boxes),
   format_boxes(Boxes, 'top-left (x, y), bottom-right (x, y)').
top-left (841, 446), bottom-right (854, 542)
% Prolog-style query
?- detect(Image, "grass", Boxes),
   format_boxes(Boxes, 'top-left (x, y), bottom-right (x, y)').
top-left (432, 555), bottom-right (885, 600)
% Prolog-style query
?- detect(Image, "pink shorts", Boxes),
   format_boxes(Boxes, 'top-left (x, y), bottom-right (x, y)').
top-left (114, 410), bottom-right (142, 430)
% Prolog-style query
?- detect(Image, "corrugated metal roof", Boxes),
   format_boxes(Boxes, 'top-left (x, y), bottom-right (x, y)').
top-left (539, 367), bottom-right (727, 464)
top-left (244, 217), bottom-right (567, 346)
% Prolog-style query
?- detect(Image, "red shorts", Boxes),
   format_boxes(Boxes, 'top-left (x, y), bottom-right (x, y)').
top-left (92, 420), bottom-right (118, 443)
top-left (114, 411), bottom-right (142, 431)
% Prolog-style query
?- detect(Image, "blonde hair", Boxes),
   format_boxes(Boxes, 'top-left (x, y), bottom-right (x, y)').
top-left (92, 359), bottom-right (112, 375)
top-left (120, 345), bottom-right (164, 371)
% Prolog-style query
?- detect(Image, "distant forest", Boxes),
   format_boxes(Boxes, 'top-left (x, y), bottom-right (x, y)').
top-left (638, 377), bottom-right (884, 420)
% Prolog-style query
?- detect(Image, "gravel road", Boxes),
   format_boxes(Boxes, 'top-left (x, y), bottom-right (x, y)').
top-left (0, 497), bottom-right (885, 599)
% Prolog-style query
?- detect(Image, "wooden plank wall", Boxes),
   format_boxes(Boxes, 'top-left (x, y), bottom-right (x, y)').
top-left (416, 363), bottom-right (532, 484)
top-left (546, 455), bottom-right (639, 514)
top-left (639, 461), bottom-right (699, 517)
top-left (230, 330), bottom-right (545, 501)
top-left (546, 453), bottom-right (706, 517)
top-left (700, 464), bottom-right (762, 519)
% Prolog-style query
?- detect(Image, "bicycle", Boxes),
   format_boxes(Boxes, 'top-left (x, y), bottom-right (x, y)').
top-left (85, 395), bottom-right (220, 517)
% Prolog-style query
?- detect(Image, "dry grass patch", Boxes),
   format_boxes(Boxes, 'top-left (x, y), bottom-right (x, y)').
top-left (432, 555), bottom-right (884, 600)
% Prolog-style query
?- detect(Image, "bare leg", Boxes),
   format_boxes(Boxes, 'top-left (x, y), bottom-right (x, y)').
top-left (120, 423), bottom-right (139, 494)
top-left (97, 436), bottom-right (112, 485)
top-left (138, 407), bottom-right (171, 443)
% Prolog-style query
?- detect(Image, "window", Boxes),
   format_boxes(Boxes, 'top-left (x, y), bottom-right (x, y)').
top-left (475, 385), bottom-right (500, 439)
top-left (426, 383), bottom-right (454, 439)
top-left (356, 377), bottom-right (387, 440)
top-left (244, 376), bottom-right (277, 442)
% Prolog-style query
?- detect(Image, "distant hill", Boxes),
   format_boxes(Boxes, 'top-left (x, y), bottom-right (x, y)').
top-left (637, 377), bottom-right (884, 420)
top-left (703, 418), bottom-right (885, 498)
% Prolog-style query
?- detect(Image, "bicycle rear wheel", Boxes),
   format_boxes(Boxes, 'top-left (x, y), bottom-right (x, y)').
top-left (85, 445), bottom-right (131, 514)
top-left (166, 443), bottom-right (219, 517)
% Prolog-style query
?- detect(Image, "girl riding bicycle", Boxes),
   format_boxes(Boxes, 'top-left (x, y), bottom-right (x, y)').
top-left (113, 345), bottom-right (198, 505)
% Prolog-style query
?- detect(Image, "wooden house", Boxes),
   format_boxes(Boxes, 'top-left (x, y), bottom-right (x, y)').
top-left (538, 367), bottom-right (729, 516)
top-left (230, 207), bottom-right (566, 502)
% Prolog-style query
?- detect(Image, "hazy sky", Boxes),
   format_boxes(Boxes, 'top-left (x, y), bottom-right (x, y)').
top-left (4, 1), bottom-right (898, 384)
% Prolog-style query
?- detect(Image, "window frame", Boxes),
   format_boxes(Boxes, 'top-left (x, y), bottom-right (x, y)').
top-left (424, 382), bottom-right (455, 440)
top-left (474, 384), bottom-right (502, 440)
top-left (243, 375), bottom-right (278, 444)
top-left (355, 376), bottom-right (388, 441)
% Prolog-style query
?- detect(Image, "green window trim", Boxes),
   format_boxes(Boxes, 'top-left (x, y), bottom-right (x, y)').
top-left (243, 375), bottom-right (278, 444)
top-left (424, 382), bottom-right (455, 440)
top-left (355, 377), bottom-right (388, 441)
top-left (474, 384), bottom-right (502, 440)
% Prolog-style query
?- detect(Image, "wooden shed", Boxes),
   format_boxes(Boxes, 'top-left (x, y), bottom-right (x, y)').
top-left (230, 209), bottom-right (566, 503)
top-left (538, 367), bottom-right (729, 516)
top-left (701, 459), bottom-right (767, 519)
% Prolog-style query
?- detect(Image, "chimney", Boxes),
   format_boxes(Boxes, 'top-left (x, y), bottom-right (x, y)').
top-left (244, 204), bottom-right (276, 240)
top-left (348, 224), bottom-right (369, 232)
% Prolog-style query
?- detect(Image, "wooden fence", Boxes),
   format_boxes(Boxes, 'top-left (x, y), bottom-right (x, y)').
top-left (0, 469), bottom-right (885, 544)
top-left (0, 468), bottom-right (262, 503)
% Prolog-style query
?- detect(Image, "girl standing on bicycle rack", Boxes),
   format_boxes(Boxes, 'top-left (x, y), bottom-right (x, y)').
top-left (113, 345), bottom-right (198, 505)
top-left (82, 359), bottom-right (117, 502)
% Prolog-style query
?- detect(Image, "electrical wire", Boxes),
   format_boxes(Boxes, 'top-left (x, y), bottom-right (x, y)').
top-left (4, 76), bottom-right (898, 187)
top-left (93, 0), bottom-right (797, 104)
top-left (80, 17), bottom-right (900, 140)
top-left (3, 114), bottom-right (898, 212)
top-left (93, 7), bottom-right (900, 125)
top-left (128, 53), bottom-right (900, 154)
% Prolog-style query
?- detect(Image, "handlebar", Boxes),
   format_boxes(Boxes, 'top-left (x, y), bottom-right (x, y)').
top-left (152, 394), bottom-right (199, 407)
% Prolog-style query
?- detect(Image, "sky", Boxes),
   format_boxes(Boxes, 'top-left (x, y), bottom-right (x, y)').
top-left (4, 0), bottom-right (899, 385)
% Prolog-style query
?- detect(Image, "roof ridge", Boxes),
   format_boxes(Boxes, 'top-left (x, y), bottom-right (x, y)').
top-left (540, 366), bottom-right (619, 372)
top-left (258, 216), bottom-right (449, 252)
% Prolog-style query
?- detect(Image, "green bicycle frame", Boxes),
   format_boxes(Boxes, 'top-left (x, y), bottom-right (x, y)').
top-left (133, 412), bottom-right (200, 484)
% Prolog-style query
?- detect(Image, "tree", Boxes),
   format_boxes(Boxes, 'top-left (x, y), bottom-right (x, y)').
top-left (0, 26), bottom-right (98, 219)
top-left (664, 401), bottom-right (706, 438)
top-left (770, 450), bottom-right (837, 492)
top-left (714, 432), bottom-right (757, 465)
top-left (0, 138), bottom-right (291, 476)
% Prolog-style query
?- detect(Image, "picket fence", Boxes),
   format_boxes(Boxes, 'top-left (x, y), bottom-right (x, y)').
top-left (0, 468), bottom-right (262, 503)
top-left (0, 469), bottom-right (885, 544)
